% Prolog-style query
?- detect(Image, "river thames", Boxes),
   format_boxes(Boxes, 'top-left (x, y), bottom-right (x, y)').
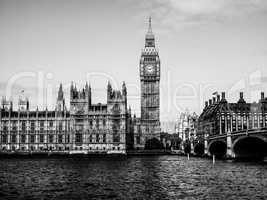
top-left (0, 156), bottom-right (266, 199)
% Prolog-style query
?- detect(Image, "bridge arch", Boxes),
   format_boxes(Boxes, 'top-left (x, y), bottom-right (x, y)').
top-left (208, 139), bottom-right (227, 158)
top-left (183, 140), bottom-right (191, 154)
top-left (145, 138), bottom-right (162, 150)
top-left (194, 143), bottom-right (204, 156)
top-left (232, 135), bottom-right (267, 159)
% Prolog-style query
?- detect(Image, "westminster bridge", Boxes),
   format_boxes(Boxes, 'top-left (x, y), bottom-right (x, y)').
top-left (204, 128), bottom-right (267, 158)
top-left (193, 92), bottom-right (267, 159)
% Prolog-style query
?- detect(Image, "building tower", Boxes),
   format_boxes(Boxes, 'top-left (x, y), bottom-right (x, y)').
top-left (56, 83), bottom-right (65, 113)
top-left (140, 17), bottom-right (161, 145)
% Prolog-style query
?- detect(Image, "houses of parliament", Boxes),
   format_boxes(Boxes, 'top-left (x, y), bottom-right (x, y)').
top-left (0, 18), bottom-right (161, 154)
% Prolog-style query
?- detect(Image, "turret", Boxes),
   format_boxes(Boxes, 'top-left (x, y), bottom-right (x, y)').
top-left (205, 101), bottom-right (208, 108)
top-left (238, 92), bottom-right (246, 104)
top-left (107, 81), bottom-right (127, 111)
top-left (261, 92), bottom-right (264, 100)
top-left (217, 95), bottom-right (220, 103)
top-left (209, 99), bottom-right (212, 106)
top-left (221, 92), bottom-right (227, 103)
top-left (69, 83), bottom-right (91, 115)
top-left (57, 83), bottom-right (64, 101)
top-left (128, 106), bottom-right (131, 115)
top-left (122, 81), bottom-right (127, 97)
top-left (86, 82), bottom-right (92, 106)
top-left (107, 81), bottom-right (112, 101)
top-left (18, 90), bottom-right (29, 111)
top-left (85, 82), bottom-right (88, 91)
top-left (1, 97), bottom-right (13, 111)
top-left (259, 91), bottom-right (267, 103)
top-left (70, 82), bottom-right (74, 100)
top-left (74, 84), bottom-right (77, 98)
top-left (56, 83), bottom-right (65, 112)
top-left (81, 88), bottom-right (85, 99)
top-left (212, 97), bottom-right (216, 104)
top-left (18, 97), bottom-right (29, 111)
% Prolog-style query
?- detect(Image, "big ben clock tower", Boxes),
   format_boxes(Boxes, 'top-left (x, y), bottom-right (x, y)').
top-left (140, 17), bottom-right (161, 146)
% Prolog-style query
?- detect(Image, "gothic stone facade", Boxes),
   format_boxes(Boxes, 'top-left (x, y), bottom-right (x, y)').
top-left (70, 82), bottom-right (128, 153)
top-left (0, 82), bottom-right (129, 154)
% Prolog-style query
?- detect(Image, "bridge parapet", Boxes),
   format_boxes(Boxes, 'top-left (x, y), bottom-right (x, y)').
top-left (206, 129), bottom-right (267, 158)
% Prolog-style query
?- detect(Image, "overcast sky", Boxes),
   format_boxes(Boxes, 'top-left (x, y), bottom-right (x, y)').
top-left (1, 0), bottom-right (267, 126)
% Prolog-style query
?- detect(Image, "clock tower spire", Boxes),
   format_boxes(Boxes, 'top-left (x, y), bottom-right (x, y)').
top-left (139, 17), bottom-right (161, 148)
top-left (145, 17), bottom-right (155, 47)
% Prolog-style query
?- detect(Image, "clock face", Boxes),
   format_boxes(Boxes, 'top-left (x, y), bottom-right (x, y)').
top-left (145, 65), bottom-right (154, 74)
top-left (71, 106), bottom-right (77, 113)
top-left (73, 104), bottom-right (84, 114)
top-left (112, 104), bottom-right (121, 114)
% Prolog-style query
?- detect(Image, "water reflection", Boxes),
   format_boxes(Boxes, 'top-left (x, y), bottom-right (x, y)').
top-left (0, 156), bottom-right (266, 199)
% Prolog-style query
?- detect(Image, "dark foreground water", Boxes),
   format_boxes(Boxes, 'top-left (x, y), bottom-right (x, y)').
top-left (0, 156), bottom-right (266, 200)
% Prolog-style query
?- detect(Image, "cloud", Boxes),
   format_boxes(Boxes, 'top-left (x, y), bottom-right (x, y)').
top-left (132, 0), bottom-right (267, 32)
top-left (169, 0), bottom-right (267, 18)
top-left (169, 0), bottom-right (225, 15)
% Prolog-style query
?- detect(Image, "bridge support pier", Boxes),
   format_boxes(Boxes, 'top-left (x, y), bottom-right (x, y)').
top-left (226, 132), bottom-right (234, 158)
top-left (190, 141), bottom-right (194, 155)
top-left (204, 134), bottom-right (209, 156)
top-left (181, 142), bottom-right (184, 152)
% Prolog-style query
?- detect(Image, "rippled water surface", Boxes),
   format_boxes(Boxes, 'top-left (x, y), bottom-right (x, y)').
top-left (0, 156), bottom-right (266, 199)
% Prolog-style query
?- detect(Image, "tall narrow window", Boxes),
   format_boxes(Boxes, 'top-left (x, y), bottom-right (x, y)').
top-left (39, 134), bottom-right (44, 143)
top-left (259, 115), bottom-right (263, 127)
top-left (3, 123), bottom-right (8, 132)
top-left (11, 134), bottom-right (16, 143)
top-left (136, 136), bottom-right (140, 144)
top-left (49, 134), bottom-right (54, 143)
top-left (75, 133), bottom-right (82, 144)
top-left (103, 134), bottom-right (106, 143)
top-left (66, 135), bottom-right (70, 143)
top-left (49, 121), bottom-right (53, 127)
top-left (58, 135), bottom-right (63, 144)
top-left (30, 121), bottom-right (35, 132)
top-left (249, 114), bottom-right (253, 129)
top-left (243, 116), bottom-right (247, 130)
top-left (40, 121), bottom-right (44, 132)
top-left (21, 134), bottom-right (26, 143)
top-left (59, 122), bottom-right (63, 132)
top-left (12, 122), bottom-right (17, 131)
top-left (22, 121), bottom-right (26, 132)
top-left (221, 115), bottom-right (225, 134)
top-left (237, 115), bottom-right (242, 131)
top-left (2, 135), bottom-right (7, 144)
top-left (254, 115), bottom-right (258, 128)
top-left (96, 119), bottom-right (99, 129)
top-left (232, 115), bottom-right (236, 132)
top-left (30, 135), bottom-right (35, 143)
